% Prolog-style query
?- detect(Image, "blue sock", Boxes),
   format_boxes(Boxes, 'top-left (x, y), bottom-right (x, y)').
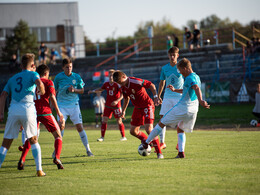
top-left (31, 143), bottom-right (42, 171)
top-left (178, 133), bottom-right (186, 152)
top-left (146, 124), bottom-right (162, 144)
top-left (0, 146), bottom-right (8, 168)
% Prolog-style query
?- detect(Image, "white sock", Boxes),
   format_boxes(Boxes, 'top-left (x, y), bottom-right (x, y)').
top-left (0, 146), bottom-right (8, 168)
top-left (146, 124), bottom-right (162, 144)
top-left (31, 143), bottom-right (42, 171)
top-left (159, 126), bottom-right (166, 143)
top-left (22, 129), bottom-right (26, 145)
top-left (178, 133), bottom-right (186, 152)
top-left (79, 130), bottom-right (91, 152)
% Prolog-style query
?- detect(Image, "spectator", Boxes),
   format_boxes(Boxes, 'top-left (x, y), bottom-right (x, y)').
top-left (191, 24), bottom-right (201, 50)
top-left (184, 27), bottom-right (193, 51)
top-left (93, 92), bottom-right (105, 128)
top-left (67, 43), bottom-right (75, 60)
top-left (252, 83), bottom-right (260, 127)
top-left (166, 36), bottom-right (173, 50)
top-left (38, 42), bottom-right (48, 64)
top-left (9, 54), bottom-right (19, 73)
top-left (172, 33), bottom-right (179, 47)
top-left (50, 48), bottom-right (60, 65)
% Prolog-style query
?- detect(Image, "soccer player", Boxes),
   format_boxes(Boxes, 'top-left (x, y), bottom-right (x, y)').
top-left (113, 70), bottom-right (163, 159)
top-left (142, 58), bottom-right (210, 158)
top-left (54, 58), bottom-right (94, 156)
top-left (88, 69), bottom-right (126, 142)
top-left (157, 47), bottom-right (184, 150)
top-left (0, 53), bottom-right (46, 176)
top-left (18, 64), bottom-right (64, 170)
top-left (252, 83), bottom-right (260, 127)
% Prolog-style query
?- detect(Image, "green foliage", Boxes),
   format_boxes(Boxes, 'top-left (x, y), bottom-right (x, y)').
top-left (1, 20), bottom-right (38, 61)
top-left (84, 35), bottom-right (96, 56)
top-left (0, 130), bottom-right (259, 194)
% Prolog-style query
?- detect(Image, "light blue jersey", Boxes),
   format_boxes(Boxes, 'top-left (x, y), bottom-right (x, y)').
top-left (4, 70), bottom-right (39, 104)
top-left (54, 72), bottom-right (85, 108)
top-left (178, 72), bottom-right (201, 112)
top-left (160, 63), bottom-right (184, 99)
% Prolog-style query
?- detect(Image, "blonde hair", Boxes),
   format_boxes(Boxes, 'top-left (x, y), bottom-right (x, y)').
top-left (113, 70), bottom-right (126, 83)
top-left (109, 69), bottom-right (115, 74)
top-left (177, 58), bottom-right (192, 70)
top-left (21, 53), bottom-right (35, 69)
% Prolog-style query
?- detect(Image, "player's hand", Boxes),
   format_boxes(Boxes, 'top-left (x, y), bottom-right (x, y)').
top-left (121, 111), bottom-right (126, 119)
top-left (58, 112), bottom-right (64, 123)
top-left (167, 85), bottom-right (175, 92)
top-left (158, 97), bottom-right (163, 105)
top-left (154, 97), bottom-right (160, 106)
top-left (68, 85), bottom-right (75, 93)
top-left (199, 100), bottom-right (210, 109)
top-left (111, 101), bottom-right (118, 106)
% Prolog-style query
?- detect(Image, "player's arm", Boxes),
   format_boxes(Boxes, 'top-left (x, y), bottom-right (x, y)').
top-left (68, 85), bottom-right (84, 94)
top-left (121, 96), bottom-right (130, 119)
top-left (49, 93), bottom-right (64, 122)
top-left (148, 83), bottom-right (160, 106)
top-left (35, 79), bottom-right (45, 95)
top-left (88, 87), bottom-right (104, 94)
top-left (192, 84), bottom-right (210, 109)
top-left (0, 91), bottom-right (8, 122)
top-left (167, 84), bottom-right (183, 93)
top-left (158, 80), bottom-right (165, 104)
top-left (111, 93), bottom-right (123, 106)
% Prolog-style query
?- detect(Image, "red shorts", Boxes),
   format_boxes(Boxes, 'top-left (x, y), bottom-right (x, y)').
top-left (131, 105), bottom-right (155, 126)
top-left (37, 114), bottom-right (60, 133)
top-left (103, 106), bottom-right (122, 119)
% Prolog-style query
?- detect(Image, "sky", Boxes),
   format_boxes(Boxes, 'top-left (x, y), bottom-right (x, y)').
top-left (1, 0), bottom-right (260, 42)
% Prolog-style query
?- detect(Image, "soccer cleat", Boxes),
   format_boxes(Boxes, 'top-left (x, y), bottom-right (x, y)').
top-left (53, 158), bottom-right (64, 169)
top-left (97, 137), bottom-right (104, 142)
top-left (157, 153), bottom-right (164, 159)
top-left (141, 140), bottom-right (148, 149)
top-left (18, 145), bottom-right (24, 152)
top-left (160, 143), bottom-right (167, 150)
top-left (18, 160), bottom-right (25, 170)
top-left (175, 152), bottom-right (185, 159)
top-left (36, 170), bottom-right (46, 177)
top-left (120, 137), bottom-right (127, 141)
top-left (87, 151), bottom-right (94, 157)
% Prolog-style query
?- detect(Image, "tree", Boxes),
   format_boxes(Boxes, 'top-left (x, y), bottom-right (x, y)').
top-left (1, 19), bottom-right (38, 62)
top-left (85, 35), bottom-right (96, 56)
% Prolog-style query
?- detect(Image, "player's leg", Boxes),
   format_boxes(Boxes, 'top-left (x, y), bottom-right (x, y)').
top-left (114, 108), bottom-right (126, 141)
top-left (76, 123), bottom-right (94, 157)
top-left (158, 115), bottom-right (167, 149)
top-left (95, 113), bottom-right (99, 128)
top-left (176, 126), bottom-right (186, 158)
top-left (130, 125), bottom-right (147, 141)
top-left (98, 116), bottom-right (108, 141)
top-left (0, 138), bottom-right (13, 168)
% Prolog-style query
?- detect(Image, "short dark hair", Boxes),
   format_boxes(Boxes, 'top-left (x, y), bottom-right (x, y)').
top-left (168, 46), bottom-right (179, 54)
top-left (37, 64), bottom-right (50, 77)
top-left (62, 58), bottom-right (72, 67)
top-left (21, 53), bottom-right (35, 69)
top-left (113, 71), bottom-right (126, 83)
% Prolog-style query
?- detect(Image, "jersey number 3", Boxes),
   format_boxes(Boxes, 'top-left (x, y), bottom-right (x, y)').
top-left (15, 77), bottom-right (23, 93)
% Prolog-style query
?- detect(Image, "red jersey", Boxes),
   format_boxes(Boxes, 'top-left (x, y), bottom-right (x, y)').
top-left (121, 77), bottom-right (154, 108)
top-left (101, 81), bottom-right (122, 108)
top-left (34, 78), bottom-right (55, 115)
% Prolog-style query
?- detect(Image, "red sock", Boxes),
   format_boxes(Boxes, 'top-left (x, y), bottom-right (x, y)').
top-left (119, 123), bottom-right (125, 137)
top-left (136, 131), bottom-right (148, 142)
top-left (55, 137), bottom-right (62, 159)
top-left (101, 123), bottom-right (107, 137)
top-left (20, 140), bottom-right (31, 162)
top-left (152, 137), bottom-right (162, 154)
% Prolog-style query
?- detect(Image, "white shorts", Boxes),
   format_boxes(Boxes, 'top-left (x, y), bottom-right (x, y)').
top-left (160, 98), bottom-right (180, 116)
top-left (4, 112), bottom-right (37, 139)
top-left (58, 105), bottom-right (82, 125)
top-left (161, 105), bottom-right (197, 133)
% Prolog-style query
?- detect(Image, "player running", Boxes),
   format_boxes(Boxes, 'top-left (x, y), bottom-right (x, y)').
top-left (88, 69), bottom-right (126, 142)
top-left (113, 70), bottom-right (163, 159)
top-left (18, 64), bottom-right (64, 170)
top-left (0, 53), bottom-right (46, 176)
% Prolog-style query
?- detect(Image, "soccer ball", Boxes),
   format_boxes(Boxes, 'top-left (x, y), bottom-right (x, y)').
top-left (138, 144), bottom-right (151, 156)
top-left (250, 119), bottom-right (258, 127)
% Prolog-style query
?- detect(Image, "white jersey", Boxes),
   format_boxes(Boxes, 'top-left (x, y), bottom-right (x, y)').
top-left (93, 95), bottom-right (105, 114)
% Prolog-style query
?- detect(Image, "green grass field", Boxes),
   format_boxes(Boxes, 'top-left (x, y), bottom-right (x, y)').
top-left (0, 129), bottom-right (260, 194)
